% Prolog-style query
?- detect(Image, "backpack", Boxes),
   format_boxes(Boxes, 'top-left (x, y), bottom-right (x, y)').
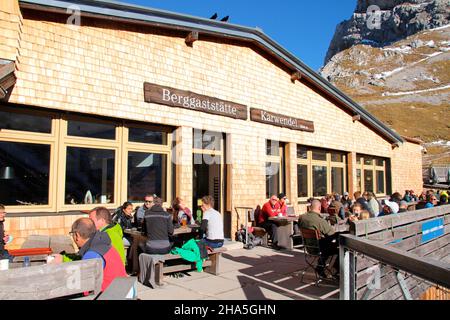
top-left (235, 225), bottom-right (264, 249)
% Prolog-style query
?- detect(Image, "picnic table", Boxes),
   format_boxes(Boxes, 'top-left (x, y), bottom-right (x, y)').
top-left (268, 215), bottom-right (299, 250)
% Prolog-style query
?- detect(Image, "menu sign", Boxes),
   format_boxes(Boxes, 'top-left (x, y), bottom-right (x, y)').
top-left (144, 82), bottom-right (248, 120)
top-left (250, 108), bottom-right (314, 132)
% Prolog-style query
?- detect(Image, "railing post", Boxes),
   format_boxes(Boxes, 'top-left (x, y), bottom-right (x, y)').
top-left (340, 236), bottom-right (356, 300)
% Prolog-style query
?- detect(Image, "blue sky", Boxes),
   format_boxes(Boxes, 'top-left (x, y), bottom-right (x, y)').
top-left (123, 0), bottom-right (357, 70)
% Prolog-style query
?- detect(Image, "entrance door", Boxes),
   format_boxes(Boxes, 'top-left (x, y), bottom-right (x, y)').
top-left (192, 130), bottom-right (224, 223)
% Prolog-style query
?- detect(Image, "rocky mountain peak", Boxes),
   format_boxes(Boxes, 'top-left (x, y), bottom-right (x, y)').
top-left (324, 0), bottom-right (449, 64)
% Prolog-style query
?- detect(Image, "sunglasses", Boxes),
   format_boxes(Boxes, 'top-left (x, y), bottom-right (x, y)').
top-left (145, 200), bottom-right (153, 203)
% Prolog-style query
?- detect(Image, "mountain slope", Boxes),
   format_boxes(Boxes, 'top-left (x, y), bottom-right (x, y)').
top-left (321, 1), bottom-right (449, 166)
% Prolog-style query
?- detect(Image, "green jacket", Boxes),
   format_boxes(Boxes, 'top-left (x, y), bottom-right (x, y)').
top-left (62, 223), bottom-right (126, 266)
top-left (101, 223), bottom-right (126, 266)
top-left (171, 239), bottom-right (204, 272)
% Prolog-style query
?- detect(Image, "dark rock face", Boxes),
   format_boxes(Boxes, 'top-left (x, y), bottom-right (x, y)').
top-left (324, 0), bottom-right (449, 64)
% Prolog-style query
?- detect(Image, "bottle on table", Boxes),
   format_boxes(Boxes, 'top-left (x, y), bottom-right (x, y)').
top-left (23, 256), bottom-right (31, 267)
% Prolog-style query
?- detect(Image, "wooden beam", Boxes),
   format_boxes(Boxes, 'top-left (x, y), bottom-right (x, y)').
top-left (185, 31), bottom-right (199, 46)
top-left (290, 71), bottom-right (302, 82)
top-left (392, 142), bottom-right (400, 149)
top-left (352, 114), bottom-right (361, 122)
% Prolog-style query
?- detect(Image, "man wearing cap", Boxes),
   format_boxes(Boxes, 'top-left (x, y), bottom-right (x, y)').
top-left (341, 192), bottom-right (352, 210)
top-left (380, 199), bottom-right (399, 216)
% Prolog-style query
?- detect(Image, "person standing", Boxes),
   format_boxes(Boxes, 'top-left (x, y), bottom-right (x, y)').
top-left (199, 195), bottom-right (224, 249)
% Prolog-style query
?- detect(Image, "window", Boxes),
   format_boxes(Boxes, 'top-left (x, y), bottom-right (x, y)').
top-left (193, 129), bottom-right (222, 151)
top-left (0, 105), bottom-right (173, 211)
top-left (65, 147), bottom-right (115, 205)
top-left (364, 170), bottom-right (374, 192)
top-left (128, 152), bottom-right (167, 201)
top-left (376, 170), bottom-right (385, 194)
top-left (297, 145), bottom-right (347, 200)
top-left (297, 165), bottom-right (308, 198)
top-left (265, 140), bottom-right (285, 198)
top-left (331, 167), bottom-right (344, 195)
top-left (356, 154), bottom-right (388, 196)
top-left (0, 110), bottom-right (52, 133)
top-left (0, 141), bottom-right (50, 205)
top-left (313, 166), bottom-right (327, 197)
top-left (312, 148), bottom-right (327, 161)
top-left (356, 169), bottom-right (362, 192)
top-left (68, 119), bottom-right (116, 140)
top-left (129, 127), bottom-right (167, 145)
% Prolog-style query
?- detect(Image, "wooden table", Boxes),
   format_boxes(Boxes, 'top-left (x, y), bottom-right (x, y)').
top-left (268, 216), bottom-right (299, 250)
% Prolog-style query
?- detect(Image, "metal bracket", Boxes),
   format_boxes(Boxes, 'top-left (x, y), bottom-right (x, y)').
top-left (396, 272), bottom-right (413, 300)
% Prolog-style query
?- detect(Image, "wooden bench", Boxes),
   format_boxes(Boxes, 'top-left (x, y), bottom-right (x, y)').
top-left (155, 247), bottom-right (227, 286)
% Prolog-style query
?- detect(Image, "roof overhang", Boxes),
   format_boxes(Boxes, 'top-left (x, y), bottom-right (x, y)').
top-left (18, 0), bottom-right (404, 144)
top-left (0, 59), bottom-right (16, 100)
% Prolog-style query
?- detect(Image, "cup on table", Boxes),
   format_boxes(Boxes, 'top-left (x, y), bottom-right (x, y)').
top-left (181, 218), bottom-right (187, 227)
top-left (0, 259), bottom-right (9, 270)
top-left (277, 213), bottom-right (283, 217)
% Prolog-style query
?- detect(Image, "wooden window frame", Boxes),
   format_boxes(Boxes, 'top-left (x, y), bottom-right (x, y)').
top-left (356, 155), bottom-right (386, 197)
top-left (265, 140), bottom-right (285, 200)
top-left (0, 106), bottom-right (173, 212)
top-left (297, 146), bottom-right (347, 203)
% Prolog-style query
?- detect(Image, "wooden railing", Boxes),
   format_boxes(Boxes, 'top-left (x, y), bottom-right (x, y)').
top-left (340, 205), bottom-right (450, 300)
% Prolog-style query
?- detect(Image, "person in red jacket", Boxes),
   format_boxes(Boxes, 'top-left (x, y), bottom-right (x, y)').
top-left (50, 218), bottom-right (127, 292)
top-left (259, 195), bottom-right (282, 249)
top-left (277, 193), bottom-right (288, 216)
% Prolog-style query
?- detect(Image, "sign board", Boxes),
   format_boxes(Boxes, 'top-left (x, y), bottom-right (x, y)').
top-left (421, 218), bottom-right (444, 243)
top-left (250, 108), bottom-right (314, 132)
top-left (144, 82), bottom-right (248, 120)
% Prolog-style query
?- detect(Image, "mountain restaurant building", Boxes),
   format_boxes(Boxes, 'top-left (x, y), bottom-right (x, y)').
top-left (0, 0), bottom-right (422, 247)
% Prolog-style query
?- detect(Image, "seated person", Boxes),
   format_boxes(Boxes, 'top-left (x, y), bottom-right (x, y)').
top-left (424, 194), bottom-right (438, 208)
top-left (0, 204), bottom-right (12, 260)
top-left (298, 199), bottom-right (339, 278)
top-left (398, 201), bottom-right (409, 213)
top-left (172, 197), bottom-right (194, 225)
top-left (379, 199), bottom-right (399, 216)
top-left (134, 194), bottom-right (154, 230)
top-left (354, 191), bottom-right (375, 217)
top-left (89, 206), bottom-right (126, 266)
top-left (50, 218), bottom-right (127, 292)
top-left (142, 197), bottom-right (173, 254)
top-left (199, 195), bottom-right (224, 249)
top-left (112, 201), bottom-right (134, 247)
top-left (277, 193), bottom-right (288, 216)
top-left (359, 211), bottom-right (370, 220)
top-left (259, 195), bottom-right (282, 248)
top-left (340, 192), bottom-right (353, 210)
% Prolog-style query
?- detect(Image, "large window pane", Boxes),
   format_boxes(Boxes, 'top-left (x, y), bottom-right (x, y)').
top-left (68, 120), bottom-right (116, 140)
top-left (297, 165), bottom-right (308, 198)
top-left (364, 170), bottom-right (374, 192)
top-left (0, 110), bottom-right (51, 133)
top-left (376, 170), bottom-right (385, 194)
top-left (331, 167), bottom-right (344, 195)
top-left (331, 152), bottom-right (344, 162)
top-left (128, 152), bottom-right (167, 202)
top-left (266, 140), bottom-right (280, 156)
top-left (312, 149), bottom-right (327, 161)
top-left (129, 127), bottom-right (167, 145)
top-left (364, 157), bottom-right (373, 166)
top-left (356, 169), bottom-right (362, 192)
top-left (65, 147), bottom-right (115, 205)
top-left (313, 165), bottom-right (327, 197)
top-left (376, 158), bottom-right (384, 167)
top-left (266, 162), bottom-right (280, 198)
top-left (0, 141), bottom-right (50, 205)
top-left (297, 146), bottom-right (308, 159)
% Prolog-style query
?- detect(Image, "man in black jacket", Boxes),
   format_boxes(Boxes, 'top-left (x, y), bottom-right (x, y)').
top-left (142, 197), bottom-right (174, 254)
